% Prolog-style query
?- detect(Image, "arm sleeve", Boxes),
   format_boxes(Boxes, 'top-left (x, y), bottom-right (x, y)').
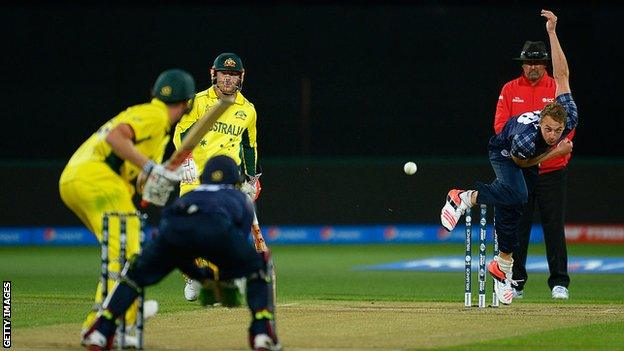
top-left (556, 93), bottom-right (578, 136)
top-left (241, 109), bottom-right (258, 176)
top-left (494, 85), bottom-right (512, 134)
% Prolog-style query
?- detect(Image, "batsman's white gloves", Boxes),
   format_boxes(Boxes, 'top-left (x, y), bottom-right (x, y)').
top-left (241, 174), bottom-right (262, 202)
top-left (180, 156), bottom-right (198, 184)
top-left (141, 161), bottom-right (182, 206)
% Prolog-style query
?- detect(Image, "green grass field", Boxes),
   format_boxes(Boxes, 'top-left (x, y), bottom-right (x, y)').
top-left (2, 243), bottom-right (624, 350)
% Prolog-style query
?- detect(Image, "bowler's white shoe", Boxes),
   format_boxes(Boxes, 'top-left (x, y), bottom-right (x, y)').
top-left (512, 288), bottom-right (523, 299)
top-left (493, 279), bottom-right (514, 305)
top-left (552, 285), bottom-right (569, 300)
top-left (184, 279), bottom-right (201, 301)
top-left (253, 333), bottom-right (282, 351)
top-left (440, 189), bottom-right (471, 231)
top-left (487, 257), bottom-right (515, 305)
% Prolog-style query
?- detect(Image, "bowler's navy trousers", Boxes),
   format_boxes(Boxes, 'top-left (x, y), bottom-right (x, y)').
top-left (475, 150), bottom-right (532, 254)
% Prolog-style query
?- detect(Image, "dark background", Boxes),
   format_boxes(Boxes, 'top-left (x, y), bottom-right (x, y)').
top-left (2, 2), bottom-right (623, 226)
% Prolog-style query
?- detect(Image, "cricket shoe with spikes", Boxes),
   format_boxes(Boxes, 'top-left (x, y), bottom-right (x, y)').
top-left (82, 327), bottom-right (114, 351)
top-left (440, 189), bottom-right (473, 231)
top-left (552, 285), bottom-right (569, 300)
top-left (184, 278), bottom-right (201, 301)
top-left (113, 334), bottom-right (138, 350)
top-left (253, 333), bottom-right (282, 351)
top-left (114, 300), bottom-right (158, 348)
top-left (488, 256), bottom-right (519, 305)
top-left (143, 299), bottom-right (159, 320)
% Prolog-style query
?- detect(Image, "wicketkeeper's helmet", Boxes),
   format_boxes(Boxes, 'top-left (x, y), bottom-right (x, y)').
top-left (152, 69), bottom-right (196, 103)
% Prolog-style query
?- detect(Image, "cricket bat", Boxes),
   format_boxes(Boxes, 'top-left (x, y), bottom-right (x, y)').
top-left (251, 210), bottom-right (277, 305)
top-left (140, 97), bottom-right (234, 207)
top-left (166, 97), bottom-right (234, 170)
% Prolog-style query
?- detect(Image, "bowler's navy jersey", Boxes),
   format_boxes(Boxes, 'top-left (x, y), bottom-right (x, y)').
top-left (163, 184), bottom-right (254, 237)
top-left (489, 93), bottom-right (578, 159)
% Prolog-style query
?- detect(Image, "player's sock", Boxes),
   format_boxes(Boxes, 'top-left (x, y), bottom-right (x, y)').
top-left (459, 190), bottom-right (475, 207)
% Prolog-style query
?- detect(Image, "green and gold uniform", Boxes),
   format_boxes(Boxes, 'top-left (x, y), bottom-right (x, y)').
top-left (174, 86), bottom-right (258, 196)
top-left (59, 98), bottom-right (171, 330)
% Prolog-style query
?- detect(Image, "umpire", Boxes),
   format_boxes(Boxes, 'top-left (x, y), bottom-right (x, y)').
top-left (82, 155), bottom-right (281, 351)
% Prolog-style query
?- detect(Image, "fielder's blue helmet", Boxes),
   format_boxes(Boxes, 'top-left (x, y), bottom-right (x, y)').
top-left (200, 155), bottom-right (242, 185)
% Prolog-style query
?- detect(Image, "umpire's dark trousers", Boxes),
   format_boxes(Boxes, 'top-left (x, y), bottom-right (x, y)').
top-left (513, 167), bottom-right (570, 291)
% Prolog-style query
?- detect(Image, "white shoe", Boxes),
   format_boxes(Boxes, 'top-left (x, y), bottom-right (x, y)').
top-left (487, 257), bottom-right (515, 305)
top-left (512, 288), bottom-right (523, 299)
top-left (253, 333), bottom-right (282, 351)
top-left (184, 279), bottom-right (201, 301)
top-left (113, 300), bottom-right (156, 349)
top-left (552, 285), bottom-right (569, 299)
top-left (493, 279), bottom-right (514, 305)
top-left (82, 329), bottom-right (109, 349)
top-left (440, 189), bottom-right (471, 231)
top-left (143, 299), bottom-right (159, 320)
top-left (114, 333), bottom-right (138, 349)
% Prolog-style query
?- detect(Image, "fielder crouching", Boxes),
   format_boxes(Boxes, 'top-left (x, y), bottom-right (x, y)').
top-left (83, 155), bottom-right (281, 351)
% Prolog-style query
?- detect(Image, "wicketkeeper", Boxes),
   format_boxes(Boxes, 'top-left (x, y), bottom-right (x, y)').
top-left (82, 155), bottom-right (280, 351)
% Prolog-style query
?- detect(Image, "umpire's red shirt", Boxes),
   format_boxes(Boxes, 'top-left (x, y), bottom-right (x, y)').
top-left (494, 72), bottom-right (575, 174)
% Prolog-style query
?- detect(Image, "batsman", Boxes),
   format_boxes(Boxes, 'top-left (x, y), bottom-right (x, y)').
top-left (59, 69), bottom-right (196, 346)
top-left (173, 52), bottom-right (264, 302)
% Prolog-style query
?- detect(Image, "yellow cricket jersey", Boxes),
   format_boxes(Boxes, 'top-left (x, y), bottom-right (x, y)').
top-left (60, 98), bottom-right (171, 193)
top-left (174, 86), bottom-right (258, 195)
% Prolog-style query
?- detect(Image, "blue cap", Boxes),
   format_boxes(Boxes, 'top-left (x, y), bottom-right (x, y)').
top-left (200, 155), bottom-right (242, 185)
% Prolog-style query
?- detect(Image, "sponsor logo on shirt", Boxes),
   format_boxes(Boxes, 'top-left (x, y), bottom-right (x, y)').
top-left (512, 97), bottom-right (525, 103)
top-left (542, 97), bottom-right (555, 103)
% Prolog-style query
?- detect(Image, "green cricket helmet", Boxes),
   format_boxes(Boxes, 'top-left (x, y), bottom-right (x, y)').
top-left (211, 53), bottom-right (245, 90)
top-left (213, 53), bottom-right (244, 72)
top-left (152, 68), bottom-right (196, 103)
